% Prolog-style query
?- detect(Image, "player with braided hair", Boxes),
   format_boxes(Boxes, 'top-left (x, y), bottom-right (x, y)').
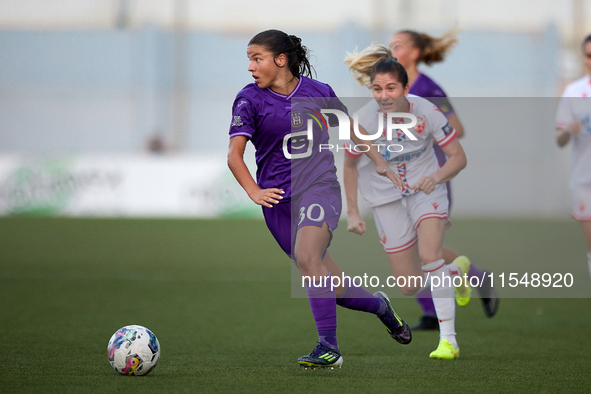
top-left (228, 30), bottom-right (412, 369)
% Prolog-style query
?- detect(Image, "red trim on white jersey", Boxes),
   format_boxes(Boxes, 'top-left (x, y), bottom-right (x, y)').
top-left (436, 128), bottom-right (457, 148)
top-left (343, 142), bottom-right (363, 157)
top-left (384, 236), bottom-right (418, 254)
top-left (572, 212), bottom-right (591, 221)
top-left (413, 213), bottom-right (448, 229)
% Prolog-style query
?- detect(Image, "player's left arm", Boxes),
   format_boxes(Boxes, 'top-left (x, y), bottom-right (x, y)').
top-left (446, 113), bottom-right (464, 139)
top-left (411, 139), bottom-right (466, 195)
top-left (556, 121), bottom-right (581, 147)
top-left (555, 87), bottom-right (578, 147)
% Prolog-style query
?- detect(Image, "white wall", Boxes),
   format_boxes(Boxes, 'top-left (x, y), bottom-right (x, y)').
top-left (0, 26), bottom-right (576, 217)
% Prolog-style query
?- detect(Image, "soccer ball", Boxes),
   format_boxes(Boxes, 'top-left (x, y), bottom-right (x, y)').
top-left (107, 325), bottom-right (160, 376)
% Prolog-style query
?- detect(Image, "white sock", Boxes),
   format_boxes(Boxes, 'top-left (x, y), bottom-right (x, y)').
top-left (587, 252), bottom-right (591, 280)
top-left (423, 259), bottom-right (458, 349)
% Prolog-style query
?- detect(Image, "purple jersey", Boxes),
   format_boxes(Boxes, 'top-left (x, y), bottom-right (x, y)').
top-left (409, 73), bottom-right (455, 118)
top-left (229, 76), bottom-right (345, 200)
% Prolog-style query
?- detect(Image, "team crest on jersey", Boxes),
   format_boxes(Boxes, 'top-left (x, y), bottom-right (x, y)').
top-left (231, 115), bottom-right (244, 127)
top-left (413, 116), bottom-right (426, 135)
top-left (291, 112), bottom-right (303, 127)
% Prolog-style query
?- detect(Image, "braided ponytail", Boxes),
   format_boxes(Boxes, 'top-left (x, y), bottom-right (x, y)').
top-left (249, 30), bottom-right (316, 78)
top-left (288, 35), bottom-right (314, 78)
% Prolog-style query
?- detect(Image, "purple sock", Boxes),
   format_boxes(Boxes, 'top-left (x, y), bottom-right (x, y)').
top-left (306, 275), bottom-right (338, 351)
top-left (336, 278), bottom-right (386, 316)
top-left (415, 288), bottom-right (437, 317)
top-left (469, 263), bottom-right (484, 280)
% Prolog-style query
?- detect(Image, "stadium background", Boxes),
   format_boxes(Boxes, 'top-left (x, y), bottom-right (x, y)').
top-left (1, 1), bottom-right (591, 392)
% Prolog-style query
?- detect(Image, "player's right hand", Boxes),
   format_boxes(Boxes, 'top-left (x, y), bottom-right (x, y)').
top-left (376, 165), bottom-right (405, 190)
top-left (347, 212), bottom-right (366, 235)
top-left (249, 188), bottom-right (284, 208)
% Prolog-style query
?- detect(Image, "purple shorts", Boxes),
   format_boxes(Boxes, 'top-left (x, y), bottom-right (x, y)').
top-left (262, 182), bottom-right (342, 257)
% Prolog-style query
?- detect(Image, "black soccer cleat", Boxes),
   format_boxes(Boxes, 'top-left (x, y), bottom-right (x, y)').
top-left (411, 315), bottom-right (439, 331)
top-left (374, 291), bottom-right (412, 344)
top-left (479, 271), bottom-right (499, 317)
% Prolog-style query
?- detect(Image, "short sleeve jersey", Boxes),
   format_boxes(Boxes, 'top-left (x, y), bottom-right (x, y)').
top-left (555, 75), bottom-right (591, 190)
top-left (229, 76), bottom-right (345, 200)
top-left (410, 73), bottom-right (455, 118)
top-left (345, 95), bottom-right (457, 207)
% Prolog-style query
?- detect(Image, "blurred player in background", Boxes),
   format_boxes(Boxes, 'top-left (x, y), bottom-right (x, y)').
top-left (344, 44), bottom-right (468, 359)
top-left (227, 30), bottom-right (411, 369)
top-left (555, 34), bottom-right (591, 280)
top-left (389, 29), bottom-right (498, 329)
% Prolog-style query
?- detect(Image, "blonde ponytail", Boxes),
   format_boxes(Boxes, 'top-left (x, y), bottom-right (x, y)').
top-left (344, 44), bottom-right (393, 87)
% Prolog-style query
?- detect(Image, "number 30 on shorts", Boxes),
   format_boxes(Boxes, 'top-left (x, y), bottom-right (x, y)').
top-left (298, 204), bottom-right (325, 225)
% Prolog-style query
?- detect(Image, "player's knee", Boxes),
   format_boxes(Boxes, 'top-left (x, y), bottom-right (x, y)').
top-left (293, 249), bottom-right (319, 272)
top-left (399, 285), bottom-right (419, 296)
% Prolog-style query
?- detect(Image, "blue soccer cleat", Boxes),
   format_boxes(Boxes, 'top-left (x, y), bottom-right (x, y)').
top-left (298, 343), bottom-right (343, 369)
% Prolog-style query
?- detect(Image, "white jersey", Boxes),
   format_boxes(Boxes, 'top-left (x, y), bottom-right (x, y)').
top-left (555, 75), bottom-right (591, 191)
top-left (345, 95), bottom-right (457, 208)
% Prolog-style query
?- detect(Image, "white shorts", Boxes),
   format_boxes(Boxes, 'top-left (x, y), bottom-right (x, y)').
top-left (572, 187), bottom-right (591, 221)
top-left (372, 184), bottom-right (450, 254)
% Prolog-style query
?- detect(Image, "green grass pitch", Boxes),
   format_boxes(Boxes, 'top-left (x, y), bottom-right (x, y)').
top-left (1, 217), bottom-right (590, 393)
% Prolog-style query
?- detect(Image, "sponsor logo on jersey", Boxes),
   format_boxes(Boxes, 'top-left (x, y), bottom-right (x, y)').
top-left (237, 99), bottom-right (247, 108)
top-left (442, 122), bottom-right (452, 136)
top-left (303, 107), bottom-right (327, 131)
top-left (432, 202), bottom-right (439, 210)
top-left (231, 116), bottom-right (244, 127)
top-left (380, 231), bottom-right (387, 245)
top-left (579, 201), bottom-right (585, 212)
